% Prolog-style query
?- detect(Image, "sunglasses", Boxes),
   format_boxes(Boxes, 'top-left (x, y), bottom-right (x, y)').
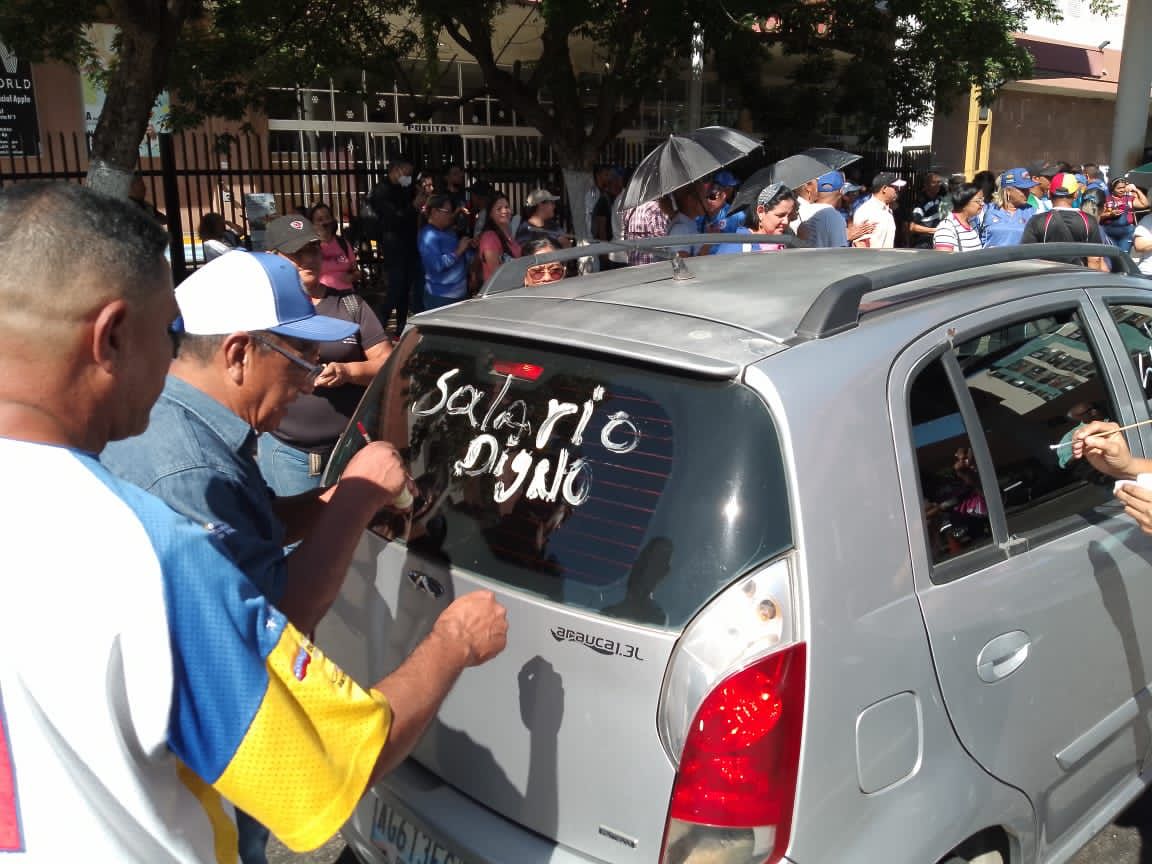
top-left (251, 334), bottom-right (324, 384)
top-left (526, 263), bottom-right (566, 280)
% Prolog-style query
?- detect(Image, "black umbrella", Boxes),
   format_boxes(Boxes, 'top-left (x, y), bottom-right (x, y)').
top-left (1125, 162), bottom-right (1152, 186)
top-left (801, 147), bottom-right (862, 171)
top-left (730, 153), bottom-right (835, 214)
top-left (616, 126), bottom-right (762, 211)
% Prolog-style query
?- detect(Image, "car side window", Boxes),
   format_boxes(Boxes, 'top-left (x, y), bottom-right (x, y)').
top-left (1106, 303), bottom-right (1152, 407)
top-left (954, 309), bottom-right (1115, 543)
top-left (910, 357), bottom-right (994, 565)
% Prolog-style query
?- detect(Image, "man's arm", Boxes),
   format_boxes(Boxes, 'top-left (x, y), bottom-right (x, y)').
top-left (279, 442), bottom-right (408, 633)
top-left (1133, 225), bottom-right (1152, 254)
top-left (367, 590), bottom-right (508, 780)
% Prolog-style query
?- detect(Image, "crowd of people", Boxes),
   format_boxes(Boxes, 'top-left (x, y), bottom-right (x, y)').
top-left (193, 155), bottom-right (1149, 355)
top-left (615, 159), bottom-right (1150, 275)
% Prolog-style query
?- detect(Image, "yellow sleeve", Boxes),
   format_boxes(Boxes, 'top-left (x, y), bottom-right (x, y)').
top-left (213, 623), bottom-right (391, 851)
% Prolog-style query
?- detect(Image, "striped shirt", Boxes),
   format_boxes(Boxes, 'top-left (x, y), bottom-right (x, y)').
top-left (933, 213), bottom-right (982, 252)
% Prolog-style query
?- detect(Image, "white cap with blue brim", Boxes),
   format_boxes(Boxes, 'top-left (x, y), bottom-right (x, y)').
top-left (175, 252), bottom-right (359, 342)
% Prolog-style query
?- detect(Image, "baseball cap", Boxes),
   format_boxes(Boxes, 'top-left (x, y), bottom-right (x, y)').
top-left (263, 215), bottom-right (319, 254)
top-left (1027, 160), bottom-right (1057, 179)
top-left (525, 188), bottom-right (561, 207)
top-left (999, 167), bottom-right (1034, 190)
top-left (871, 172), bottom-right (908, 192)
top-left (176, 252), bottom-right (359, 342)
top-left (712, 170), bottom-right (740, 188)
top-left (1049, 172), bottom-right (1082, 198)
top-left (817, 170), bottom-right (846, 193)
top-left (841, 182), bottom-right (864, 194)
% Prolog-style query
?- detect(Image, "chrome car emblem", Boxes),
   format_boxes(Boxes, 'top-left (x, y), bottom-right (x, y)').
top-left (407, 570), bottom-right (445, 598)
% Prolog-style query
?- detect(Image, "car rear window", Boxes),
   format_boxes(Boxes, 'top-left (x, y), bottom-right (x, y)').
top-left (328, 328), bottom-right (792, 628)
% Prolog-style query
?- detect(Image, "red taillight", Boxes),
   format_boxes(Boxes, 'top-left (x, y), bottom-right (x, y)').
top-left (491, 360), bottom-right (544, 381)
top-left (664, 644), bottom-right (806, 862)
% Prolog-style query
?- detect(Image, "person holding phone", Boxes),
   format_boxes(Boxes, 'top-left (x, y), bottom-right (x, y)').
top-left (1101, 176), bottom-right (1149, 253)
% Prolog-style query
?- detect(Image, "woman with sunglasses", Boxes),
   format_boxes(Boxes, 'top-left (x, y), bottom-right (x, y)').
top-left (521, 238), bottom-right (567, 287)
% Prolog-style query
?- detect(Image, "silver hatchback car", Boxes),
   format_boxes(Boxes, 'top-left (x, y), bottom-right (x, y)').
top-left (318, 241), bottom-right (1152, 864)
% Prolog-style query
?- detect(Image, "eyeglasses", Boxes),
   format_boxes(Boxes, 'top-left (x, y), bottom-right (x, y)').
top-left (251, 334), bottom-right (324, 384)
top-left (168, 316), bottom-right (184, 359)
top-left (526, 263), bottom-right (566, 281)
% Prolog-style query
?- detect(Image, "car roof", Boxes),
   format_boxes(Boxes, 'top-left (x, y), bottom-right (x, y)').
top-left (410, 246), bottom-right (1133, 378)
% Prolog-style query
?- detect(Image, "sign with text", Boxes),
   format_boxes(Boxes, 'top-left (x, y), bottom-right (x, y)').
top-left (403, 122), bottom-right (460, 135)
top-left (0, 40), bottom-right (39, 157)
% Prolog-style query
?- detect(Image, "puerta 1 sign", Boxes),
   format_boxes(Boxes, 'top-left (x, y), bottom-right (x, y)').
top-left (412, 368), bottom-right (640, 508)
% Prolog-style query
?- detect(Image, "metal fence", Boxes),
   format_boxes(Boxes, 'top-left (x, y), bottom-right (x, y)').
top-left (0, 129), bottom-right (936, 281)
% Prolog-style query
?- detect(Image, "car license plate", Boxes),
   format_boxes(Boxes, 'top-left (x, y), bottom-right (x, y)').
top-left (372, 800), bottom-right (468, 864)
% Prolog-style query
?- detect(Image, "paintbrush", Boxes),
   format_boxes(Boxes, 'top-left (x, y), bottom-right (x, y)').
top-left (1050, 417), bottom-right (1152, 449)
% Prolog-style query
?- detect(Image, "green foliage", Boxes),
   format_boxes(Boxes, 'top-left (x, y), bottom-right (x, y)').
top-left (0, 0), bottom-right (1125, 166)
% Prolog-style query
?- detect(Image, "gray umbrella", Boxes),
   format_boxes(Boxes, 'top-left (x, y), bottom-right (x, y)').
top-left (730, 153), bottom-right (835, 214)
top-left (616, 126), bottom-right (762, 212)
top-left (801, 147), bottom-right (862, 171)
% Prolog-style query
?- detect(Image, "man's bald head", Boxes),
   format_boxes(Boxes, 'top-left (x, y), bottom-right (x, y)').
top-left (0, 182), bottom-right (170, 344)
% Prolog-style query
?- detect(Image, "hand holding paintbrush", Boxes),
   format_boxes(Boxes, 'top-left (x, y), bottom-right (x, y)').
top-left (1061, 419), bottom-right (1152, 480)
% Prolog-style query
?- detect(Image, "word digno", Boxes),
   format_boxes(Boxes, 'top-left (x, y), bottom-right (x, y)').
top-left (412, 369), bottom-right (641, 507)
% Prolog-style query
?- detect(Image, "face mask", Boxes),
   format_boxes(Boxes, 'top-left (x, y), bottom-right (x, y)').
top-left (399, 175), bottom-right (413, 188)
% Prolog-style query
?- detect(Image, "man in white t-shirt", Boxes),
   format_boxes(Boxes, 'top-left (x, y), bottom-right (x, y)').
top-left (853, 172), bottom-right (907, 248)
top-left (1134, 212), bottom-right (1152, 276)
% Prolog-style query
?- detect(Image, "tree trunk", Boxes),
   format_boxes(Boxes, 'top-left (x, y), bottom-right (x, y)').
top-left (86, 3), bottom-right (194, 197)
top-left (561, 166), bottom-right (597, 274)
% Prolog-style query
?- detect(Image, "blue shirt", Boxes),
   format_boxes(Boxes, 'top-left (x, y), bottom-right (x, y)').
top-left (711, 227), bottom-right (784, 255)
top-left (101, 375), bottom-right (287, 601)
top-left (418, 223), bottom-right (471, 299)
top-left (976, 203), bottom-right (1035, 248)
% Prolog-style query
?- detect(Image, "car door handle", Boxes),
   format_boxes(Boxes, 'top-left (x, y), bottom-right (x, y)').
top-left (976, 630), bottom-right (1031, 683)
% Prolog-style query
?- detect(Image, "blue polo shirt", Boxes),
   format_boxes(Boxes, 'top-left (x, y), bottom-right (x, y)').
top-left (976, 203), bottom-right (1034, 248)
top-left (101, 375), bottom-right (287, 601)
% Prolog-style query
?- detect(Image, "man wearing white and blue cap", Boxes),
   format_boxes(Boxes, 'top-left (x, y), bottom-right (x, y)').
top-left (797, 170), bottom-right (851, 248)
top-left (104, 249), bottom-right (416, 638)
top-left (103, 250), bottom-right (416, 862)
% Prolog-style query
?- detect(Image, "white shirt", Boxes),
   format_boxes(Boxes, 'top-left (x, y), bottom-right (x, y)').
top-left (1, 442), bottom-right (219, 862)
top-left (853, 195), bottom-right (897, 248)
top-left (792, 197), bottom-right (823, 233)
top-left (1134, 214), bottom-right (1152, 276)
